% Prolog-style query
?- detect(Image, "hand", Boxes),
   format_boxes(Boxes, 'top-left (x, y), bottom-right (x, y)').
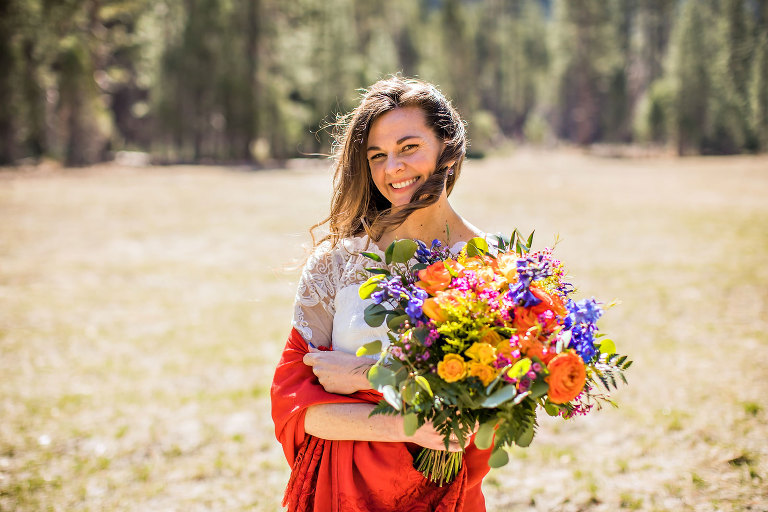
top-left (408, 421), bottom-right (474, 452)
top-left (303, 348), bottom-right (374, 394)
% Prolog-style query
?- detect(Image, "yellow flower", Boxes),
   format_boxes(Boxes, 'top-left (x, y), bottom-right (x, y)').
top-left (495, 338), bottom-right (514, 360)
top-left (469, 362), bottom-right (498, 386)
top-left (464, 342), bottom-right (497, 365)
top-left (437, 354), bottom-right (467, 383)
top-left (479, 329), bottom-right (504, 347)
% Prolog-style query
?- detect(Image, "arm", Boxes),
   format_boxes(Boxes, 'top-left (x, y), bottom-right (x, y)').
top-left (304, 402), bottom-right (468, 451)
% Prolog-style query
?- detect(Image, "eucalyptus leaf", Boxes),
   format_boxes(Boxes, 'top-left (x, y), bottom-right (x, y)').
top-left (382, 385), bottom-right (402, 411)
top-left (530, 380), bottom-right (549, 399)
top-left (485, 364), bottom-right (512, 394)
top-left (403, 412), bottom-right (419, 437)
top-left (401, 381), bottom-right (419, 405)
top-left (412, 326), bottom-right (428, 344)
top-left (474, 420), bottom-right (497, 450)
top-left (359, 251), bottom-right (382, 262)
top-left (487, 447), bottom-right (509, 468)
top-left (466, 237), bottom-right (489, 257)
top-left (359, 275), bottom-right (384, 299)
top-left (414, 375), bottom-right (433, 397)
top-left (481, 385), bottom-right (518, 408)
top-left (388, 358), bottom-right (403, 374)
top-left (515, 422), bottom-right (535, 447)
top-left (356, 339), bottom-right (382, 357)
top-left (387, 314), bottom-right (410, 331)
top-left (390, 239), bottom-right (418, 264)
top-left (384, 242), bottom-right (395, 265)
top-left (363, 303), bottom-right (389, 327)
top-left (367, 364), bottom-right (396, 389)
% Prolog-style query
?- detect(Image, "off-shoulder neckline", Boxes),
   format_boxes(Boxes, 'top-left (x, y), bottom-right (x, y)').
top-left (342, 233), bottom-right (485, 257)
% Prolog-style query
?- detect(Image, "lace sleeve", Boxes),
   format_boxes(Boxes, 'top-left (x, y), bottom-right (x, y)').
top-left (291, 242), bottom-right (341, 346)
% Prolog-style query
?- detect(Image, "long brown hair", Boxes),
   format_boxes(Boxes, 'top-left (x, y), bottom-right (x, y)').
top-left (310, 76), bottom-right (467, 248)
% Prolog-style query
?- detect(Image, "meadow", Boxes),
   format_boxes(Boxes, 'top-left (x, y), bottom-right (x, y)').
top-left (1, 149), bottom-right (766, 511)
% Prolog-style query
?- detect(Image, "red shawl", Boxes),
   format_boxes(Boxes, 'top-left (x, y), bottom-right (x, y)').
top-left (271, 328), bottom-right (491, 512)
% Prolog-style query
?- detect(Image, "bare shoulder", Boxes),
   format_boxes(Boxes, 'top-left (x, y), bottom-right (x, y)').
top-left (453, 217), bottom-right (485, 242)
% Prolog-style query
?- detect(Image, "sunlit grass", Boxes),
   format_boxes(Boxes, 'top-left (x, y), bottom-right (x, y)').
top-left (1, 150), bottom-right (767, 510)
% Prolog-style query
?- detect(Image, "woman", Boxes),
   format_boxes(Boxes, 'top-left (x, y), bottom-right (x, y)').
top-left (271, 76), bottom-right (492, 512)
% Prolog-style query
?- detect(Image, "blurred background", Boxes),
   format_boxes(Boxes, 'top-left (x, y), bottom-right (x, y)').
top-left (1, 0), bottom-right (767, 167)
top-left (2, 1), bottom-right (768, 511)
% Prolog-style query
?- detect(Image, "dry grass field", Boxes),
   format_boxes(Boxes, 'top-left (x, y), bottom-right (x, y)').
top-left (1, 149), bottom-right (767, 511)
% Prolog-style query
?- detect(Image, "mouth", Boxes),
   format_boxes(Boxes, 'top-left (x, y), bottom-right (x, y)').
top-left (390, 177), bottom-right (419, 190)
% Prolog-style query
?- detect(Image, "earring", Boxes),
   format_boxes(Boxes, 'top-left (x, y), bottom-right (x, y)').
top-left (447, 167), bottom-right (454, 176)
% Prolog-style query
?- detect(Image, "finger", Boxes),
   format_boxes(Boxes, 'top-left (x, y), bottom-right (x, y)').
top-left (303, 353), bottom-right (317, 365)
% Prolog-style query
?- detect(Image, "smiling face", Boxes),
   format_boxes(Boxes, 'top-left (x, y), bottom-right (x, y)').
top-left (366, 106), bottom-right (445, 209)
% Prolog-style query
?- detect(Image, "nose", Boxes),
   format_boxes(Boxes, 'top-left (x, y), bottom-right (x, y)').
top-left (384, 153), bottom-right (404, 175)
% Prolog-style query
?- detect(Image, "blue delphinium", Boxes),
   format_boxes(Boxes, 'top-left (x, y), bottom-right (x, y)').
top-left (373, 276), bottom-right (408, 304)
top-left (415, 240), bottom-right (432, 264)
top-left (405, 287), bottom-right (429, 320)
top-left (414, 239), bottom-right (452, 266)
top-left (508, 255), bottom-right (553, 307)
top-left (564, 298), bottom-right (603, 362)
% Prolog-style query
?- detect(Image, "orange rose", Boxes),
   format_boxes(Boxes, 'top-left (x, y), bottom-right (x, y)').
top-left (437, 354), bottom-right (467, 383)
top-left (495, 253), bottom-right (519, 284)
top-left (530, 285), bottom-right (567, 317)
top-left (460, 256), bottom-right (485, 272)
top-left (417, 262), bottom-right (452, 295)
top-left (437, 288), bottom-right (463, 307)
top-left (518, 335), bottom-right (546, 360)
top-left (464, 342), bottom-right (496, 365)
top-left (477, 267), bottom-right (501, 289)
top-left (545, 351), bottom-right (586, 404)
top-left (512, 307), bottom-right (539, 334)
top-left (468, 362), bottom-right (498, 386)
top-left (422, 297), bottom-right (448, 322)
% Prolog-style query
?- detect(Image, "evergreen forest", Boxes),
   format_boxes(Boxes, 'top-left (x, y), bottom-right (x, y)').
top-left (1, 0), bottom-right (767, 166)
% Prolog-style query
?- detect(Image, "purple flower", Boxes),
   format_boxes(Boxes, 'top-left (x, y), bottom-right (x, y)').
top-left (564, 298), bottom-right (603, 362)
top-left (404, 286), bottom-right (428, 320)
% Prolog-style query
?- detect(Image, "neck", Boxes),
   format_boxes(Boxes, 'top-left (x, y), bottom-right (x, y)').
top-left (379, 192), bottom-right (465, 247)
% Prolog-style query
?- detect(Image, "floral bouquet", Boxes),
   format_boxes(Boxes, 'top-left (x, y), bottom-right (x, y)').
top-left (356, 231), bottom-right (631, 486)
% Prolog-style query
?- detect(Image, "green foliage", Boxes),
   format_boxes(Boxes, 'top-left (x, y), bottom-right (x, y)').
top-left (4, 0), bottom-right (768, 165)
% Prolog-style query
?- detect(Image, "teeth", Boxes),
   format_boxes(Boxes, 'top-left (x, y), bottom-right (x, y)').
top-left (391, 177), bottom-right (418, 189)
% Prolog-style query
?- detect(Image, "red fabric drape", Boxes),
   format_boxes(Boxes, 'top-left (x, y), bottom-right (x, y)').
top-left (271, 328), bottom-right (491, 512)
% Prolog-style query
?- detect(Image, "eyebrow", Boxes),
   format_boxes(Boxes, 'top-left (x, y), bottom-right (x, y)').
top-left (367, 135), bottom-right (422, 152)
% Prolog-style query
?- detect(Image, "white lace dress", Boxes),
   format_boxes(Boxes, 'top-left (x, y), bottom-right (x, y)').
top-left (293, 236), bottom-right (480, 354)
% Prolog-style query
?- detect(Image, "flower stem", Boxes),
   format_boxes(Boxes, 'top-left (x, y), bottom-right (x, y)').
top-left (414, 449), bottom-right (463, 487)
